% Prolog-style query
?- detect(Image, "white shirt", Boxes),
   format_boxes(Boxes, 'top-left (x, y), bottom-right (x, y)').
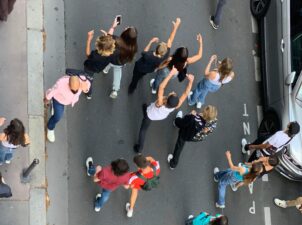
top-left (262, 131), bottom-right (291, 155)
top-left (209, 72), bottom-right (232, 86)
top-left (147, 102), bottom-right (175, 121)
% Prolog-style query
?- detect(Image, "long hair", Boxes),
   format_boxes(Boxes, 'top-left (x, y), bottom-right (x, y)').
top-left (116, 27), bottom-right (138, 64)
top-left (3, 119), bottom-right (26, 147)
top-left (158, 47), bottom-right (188, 71)
top-left (243, 162), bottom-right (262, 184)
top-left (218, 58), bottom-right (233, 82)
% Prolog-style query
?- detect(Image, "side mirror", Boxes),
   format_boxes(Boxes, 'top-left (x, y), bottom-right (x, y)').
top-left (286, 71), bottom-right (296, 85)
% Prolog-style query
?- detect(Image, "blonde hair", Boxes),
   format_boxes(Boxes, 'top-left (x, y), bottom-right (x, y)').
top-left (156, 42), bottom-right (168, 57)
top-left (218, 58), bottom-right (233, 82)
top-left (200, 105), bottom-right (217, 121)
top-left (95, 35), bottom-right (116, 56)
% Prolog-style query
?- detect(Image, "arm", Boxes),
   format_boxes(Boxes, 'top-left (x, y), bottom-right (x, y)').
top-left (0, 117), bottom-right (5, 126)
top-left (107, 17), bottom-right (119, 35)
top-left (175, 74), bottom-right (194, 109)
top-left (225, 151), bottom-right (242, 172)
top-left (205, 55), bottom-right (217, 76)
top-left (24, 133), bottom-right (30, 145)
top-left (93, 166), bottom-right (102, 182)
top-left (144, 37), bottom-right (159, 52)
top-left (85, 30), bottom-right (94, 57)
top-left (129, 188), bottom-right (139, 210)
top-left (187, 34), bottom-right (203, 64)
top-left (145, 156), bottom-right (155, 162)
top-left (248, 143), bottom-right (271, 151)
top-left (166, 18), bottom-right (181, 48)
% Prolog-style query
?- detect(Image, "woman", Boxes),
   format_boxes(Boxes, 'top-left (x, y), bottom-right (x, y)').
top-left (103, 20), bottom-right (138, 99)
top-left (150, 33), bottom-right (203, 94)
top-left (214, 151), bottom-right (262, 208)
top-left (185, 212), bottom-right (228, 225)
top-left (0, 119), bottom-right (30, 164)
top-left (188, 55), bottom-right (235, 108)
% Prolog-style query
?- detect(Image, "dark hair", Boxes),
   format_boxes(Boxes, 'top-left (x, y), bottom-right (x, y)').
top-left (133, 155), bottom-right (149, 169)
top-left (268, 155), bottom-right (279, 167)
top-left (211, 216), bottom-right (228, 225)
top-left (218, 58), bottom-right (233, 82)
top-left (288, 121), bottom-right (300, 137)
top-left (111, 159), bottom-right (129, 176)
top-left (243, 162), bottom-right (263, 184)
top-left (167, 47), bottom-right (188, 72)
top-left (166, 95), bottom-right (179, 108)
top-left (4, 119), bottom-right (26, 146)
top-left (116, 27), bottom-right (138, 64)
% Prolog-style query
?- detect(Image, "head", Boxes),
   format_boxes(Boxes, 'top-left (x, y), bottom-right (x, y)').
top-left (168, 47), bottom-right (188, 71)
top-left (244, 162), bottom-right (263, 184)
top-left (166, 93), bottom-right (179, 109)
top-left (200, 105), bottom-right (218, 121)
top-left (69, 76), bottom-right (80, 94)
top-left (287, 121), bottom-right (300, 137)
top-left (120, 27), bottom-right (138, 46)
top-left (111, 159), bottom-right (130, 176)
top-left (155, 42), bottom-right (168, 57)
top-left (95, 35), bottom-right (115, 56)
top-left (117, 27), bottom-right (138, 64)
top-left (133, 155), bottom-right (149, 169)
top-left (4, 119), bottom-right (26, 146)
top-left (218, 58), bottom-right (233, 78)
top-left (211, 215), bottom-right (228, 225)
top-left (268, 155), bottom-right (279, 167)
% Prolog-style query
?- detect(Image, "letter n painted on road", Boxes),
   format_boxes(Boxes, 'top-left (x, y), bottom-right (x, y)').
top-left (243, 122), bottom-right (250, 135)
top-left (249, 201), bottom-right (256, 214)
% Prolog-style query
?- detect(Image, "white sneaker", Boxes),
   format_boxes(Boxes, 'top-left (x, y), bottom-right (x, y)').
top-left (241, 138), bottom-right (248, 154)
top-left (47, 129), bottom-right (55, 143)
top-left (196, 102), bottom-right (202, 109)
top-left (102, 68), bottom-right (109, 74)
top-left (214, 167), bottom-right (219, 182)
top-left (126, 202), bottom-right (133, 218)
top-left (187, 91), bottom-right (194, 106)
top-left (109, 90), bottom-right (118, 99)
top-left (150, 79), bottom-right (155, 88)
top-left (230, 183), bottom-right (238, 192)
top-left (94, 194), bottom-right (102, 212)
top-left (176, 111), bottom-right (183, 119)
top-left (188, 215), bottom-right (194, 219)
top-left (86, 157), bottom-right (93, 176)
top-left (5, 160), bottom-right (11, 164)
top-left (167, 154), bottom-right (175, 170)
top-left (274, 198), bottom-right (287, 208)
top-left (216, 202), bottom-right (225, 209)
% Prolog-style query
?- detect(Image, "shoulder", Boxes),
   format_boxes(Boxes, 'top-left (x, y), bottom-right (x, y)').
top-left (0, 133), bottom-right (6, 141)
top-left (208, 71), bottom-right (218, 78)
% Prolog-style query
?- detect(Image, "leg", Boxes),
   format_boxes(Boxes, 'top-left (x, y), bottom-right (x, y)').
top-left (169, 134), bottom-right (186, 168)
top-left (152, 68), bottom-right (168, 91)
top-left (95, 189), bottom-right (112, 209)
top-left (286, 197), bottom-right (302, 207)
top-left (112, 65), bottom-right (123, 91)
top-left (129, 67), bottom-right (145, 94)
top-left (217, 182), bottom-right (227, 206)
top-left (213, 0), bottom-right (227, 26)
top-left (47, 99), bottom-right (65, 130)
top-left (136, 115), bottom-right (152, 153)
top-left (103, 63), bottom-right (112, 74)
top-left (188, 81), bottom-right (203, 105)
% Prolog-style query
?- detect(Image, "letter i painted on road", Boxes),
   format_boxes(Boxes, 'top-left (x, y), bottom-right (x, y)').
top-left (243, 103), bottom-right (249, 117)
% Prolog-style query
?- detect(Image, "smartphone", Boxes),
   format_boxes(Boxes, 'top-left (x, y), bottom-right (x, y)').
top-left (116, 15), bottom-right (122, 25)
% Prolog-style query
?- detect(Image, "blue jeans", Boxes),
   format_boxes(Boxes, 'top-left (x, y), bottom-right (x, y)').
top-left (47, 98), bottom-right (65, 130)
top-left (0, 145), bottom-right (14, 164)
top-left (152, 68), bottom-right (169, 90)
top-left (95, 189), bottom-right (112, 209)
top-left (213, 0), bottom-right (227, 26)
top-left (188, 78), bottom-right (220, 105)
top-left (214, 169), bottom-right (239, 205)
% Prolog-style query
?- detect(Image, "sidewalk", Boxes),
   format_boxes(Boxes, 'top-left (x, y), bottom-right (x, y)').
top-left (0, 0), bottom-right (45, 225)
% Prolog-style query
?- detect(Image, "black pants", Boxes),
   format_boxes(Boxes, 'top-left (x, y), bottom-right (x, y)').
top-left (247, 133), bottom-right (271, 162)
top-left (169, 133), bottom-right (187, 168)
top-left (136, 104), bottom-right (152, 153)
top-left (128, 66), bottom-right (147, 93)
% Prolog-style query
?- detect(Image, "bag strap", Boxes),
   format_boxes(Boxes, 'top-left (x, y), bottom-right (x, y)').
top-left (136, 164), bottom-right (157, 181)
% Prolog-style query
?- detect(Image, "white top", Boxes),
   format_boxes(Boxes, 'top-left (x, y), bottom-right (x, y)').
top-left (209, 72), bottom-right (232, 86)
top-left (2, 140), bottom-right (19, 149)
top-left (147, 102), bottom-right (175, 121)
top-left (262, 131), bottom-right (291, 155)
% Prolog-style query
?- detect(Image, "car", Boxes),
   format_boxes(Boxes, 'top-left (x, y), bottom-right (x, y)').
top-left (250, 0), bottom-right (302, 181)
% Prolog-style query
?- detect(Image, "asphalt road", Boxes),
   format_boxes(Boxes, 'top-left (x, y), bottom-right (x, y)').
top-left (55, 0), bottom-right (302, 225)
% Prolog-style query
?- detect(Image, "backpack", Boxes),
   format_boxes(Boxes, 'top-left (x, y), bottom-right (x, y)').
top-left (65, 68), bottom-right (89, 81)
top-left (136, 164), bottom-right (160, 191)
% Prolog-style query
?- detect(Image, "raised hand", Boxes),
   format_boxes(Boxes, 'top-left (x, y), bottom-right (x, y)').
top-left (87, 30), bottom-right (94, 40)
top-left (151, 37), bottom-right (159, 43)
top-left (172, 17), bottom-right (181, 27)
top-left (197, 33), bottom-right (202, 44)
top-left (186, 74), bottom-right (195, 82)
top-left (225, 150), bottom-right (231, 158)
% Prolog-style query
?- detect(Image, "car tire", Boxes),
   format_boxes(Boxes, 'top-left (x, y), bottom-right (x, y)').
top-left (250, 0), bottom-right (271, 19)
top-left (257, 110), bottom-right (280, 137)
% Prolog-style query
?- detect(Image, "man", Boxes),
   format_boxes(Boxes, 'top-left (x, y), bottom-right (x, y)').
top-left (126, 155), bottom-right (160, 218)
top-left (85, 157), bottom-right (131, 212)
top-left (128, 18), bottom-right (181, 94)
top-left (241, 121), bottom-right (300, 162)
top-left (133, 67), bottom-right (194, 153)
top-left (209, 0), bottom-right (227, 30)
top-left (44, 74), bottom-right (90, 142)
top-left (0, 172), bottom-right (12, 198)
top-left (274, 197), bottom-right (302, 213)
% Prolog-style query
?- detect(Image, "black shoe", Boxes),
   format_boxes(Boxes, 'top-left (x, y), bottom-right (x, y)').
top-left (209, 16), bottom-right (219, 30)
top-left (133, 144), bottom-right (141, 153)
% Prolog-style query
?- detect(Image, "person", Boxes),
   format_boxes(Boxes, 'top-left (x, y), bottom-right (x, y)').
top-left (241, 121), bottom-right (300, 162)
top-left (85, 157), bottom-right (131, 212)
top-left (188, 55), bottom-right (234, 109)
top-left (125, 155), bottom-right (160, 218)
top-left (44, 74), bottom-right (91, 142)
top-left (0, 119), bottom-right (30, 164)
top-left (150, 33), bottom-right (203, 94)
top-left (167, 105), bottom-right (218, 169)
top-left (185, 212), bottom-right (228, 225)
top-left (0, 172), bottom-right (12, 198)
top-left (274, 196), bottom-right (302, 213)
top-left (209, 0), bottom-right (228, 30)
top-left (133, 67), bottom-right (194, 153)
top-left (128, 17), bottom-right (181, 94)
top-left (103, 18), bottom-right (138, 99)
top-left (213, 151), bottom-right (262, 208)
top-left (0, 0), bottom-right (16, 21)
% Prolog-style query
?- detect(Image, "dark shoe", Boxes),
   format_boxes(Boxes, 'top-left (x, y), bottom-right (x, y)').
top-left (209, 16), bottom-right (219, 30)
top-left (133, 144), bottom-right (141, 153)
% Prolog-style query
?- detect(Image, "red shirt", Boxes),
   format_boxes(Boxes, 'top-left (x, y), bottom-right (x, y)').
top-left (96, 165), bottom-right (131, 191)
top-left (128, 161), bottom-right (160, 190)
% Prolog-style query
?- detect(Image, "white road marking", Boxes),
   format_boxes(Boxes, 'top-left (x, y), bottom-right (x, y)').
top-left (249, 201), bottom-right (256, 214)
top-left (248, 182), bottom-right (253, 194)
top-left (257, 105), bottom-right (263, 127)
top-left (264, 207), bottom-right (272, 225)
top-left (243, 103), bottom-right (249, 117)
top-left (243, 122), bottom-right (251, 135)
top-left (254, 56), bottom-right (261, 82)
top-left (262, 174), bottom-right (269, 182)
top-left (251, 16), bottom-right (258, 33)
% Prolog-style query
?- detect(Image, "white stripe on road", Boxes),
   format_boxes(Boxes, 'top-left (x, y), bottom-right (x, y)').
top-left (251, 16), bottom-right (258, 33)
top-left (248, 182), bottom-right (253, 194)
top-left (254, 56), bottom-right (261, 82)
top-left (257, 105), bottom-right (263, 127)
top-left (264, 207), bottom-right (272, 225)
top-left (262, 174), bottom-right (269, 182)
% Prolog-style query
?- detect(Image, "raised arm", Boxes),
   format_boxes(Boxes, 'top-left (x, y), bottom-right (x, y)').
top-left (144, 37), bottom-right (159, 52)
top-left (225, 151), bottom-right (242, 172)
top-left (166, 18), bottom-right (181, 48)
top-left (157, 67), bottom-right (178, 106)
top-left (107, 17), bottom-right (119, 35)
top-left (187, 34), bottom-right (203, 64)
top-left (204, 55), bottom-right (217, 76)
top-left (175, 74), bottom-right (194, 109)
top-left (85, 30), bottom-right (94, 57)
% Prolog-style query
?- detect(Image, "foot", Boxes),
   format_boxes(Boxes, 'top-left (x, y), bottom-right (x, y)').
top-left (167, 154), bottom-right (175, 170)
top-left (102, 68), bottom-right (109, 74)
top-left (188, 215), bottom-right (194, 219)
top-left (230, 183), bottom-right (238, 192)
top-left (176, 111), bottom-right (183, 119)
top-left (5, 160), bottom-right (11, 164)
top-left (209, 16), bottom-right (219, 30)
top-left (196, 102), bottom-right (202, 109)
top-left (86, 93), bottom-right (92, 100)
top-left (150, 79), bottom-right (156, 94)
top-left (109, 90), bottom-right (118, 99)
top-left (94, 194), bottom-right (102, 212)
top-left (241, 138), bottom-right (248, 154)
top-left (214, 167), bottom-right (219, 182)
top-left (47, 129), bottom-right (55, 143)
top-left (126, 202), bottom-right (133, 218)
top-left (187, 92), bottom-right (194, 106)
top-left (274, 198), bottom-right (287, 208)
top-left (133, 144), bottom-right (141, 153)
top-left (216, 202), bottom-right (225, 209)
top-left (86, 157), bottom-right (93, 176)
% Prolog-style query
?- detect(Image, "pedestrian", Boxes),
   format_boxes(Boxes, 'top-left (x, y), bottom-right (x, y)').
top-left (241, 121), bottom-right (300, 162)
top-left (274, 196), bottom-right (302, 213)
top-left (0, 119), bottom-right (30, 165)
top-left (125, 155), bottom-right (160, 218)
top-left (185, 211), bottom-right (228, 225)
top-left (150, 33), bottom-right (203, 94)
top-left (0, 172), bottom-right (12, 198)
top-left (213, 150), bottom-right (262, 208)
top-left (167, 105), bottom-right (218, 169)
top-left (128, 17), bottom-right (181, 94)
top-left (188, 55), bottom-right (234, 109)
top-left (133, 67), bottom-right (194, 153)
top-left (44, 74), bottom-right (91, 142)
top-left (85, 157), bottom-right (131, 212)
top-left (0, 0), bottom-right (16, 21)
top-left (103, 18), bottom-right (138, 98)
top-left (209, 0), bottom-right (228, 30)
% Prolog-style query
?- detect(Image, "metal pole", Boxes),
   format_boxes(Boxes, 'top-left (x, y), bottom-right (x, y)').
top-left (21, 159), bottom-right (39, 183)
